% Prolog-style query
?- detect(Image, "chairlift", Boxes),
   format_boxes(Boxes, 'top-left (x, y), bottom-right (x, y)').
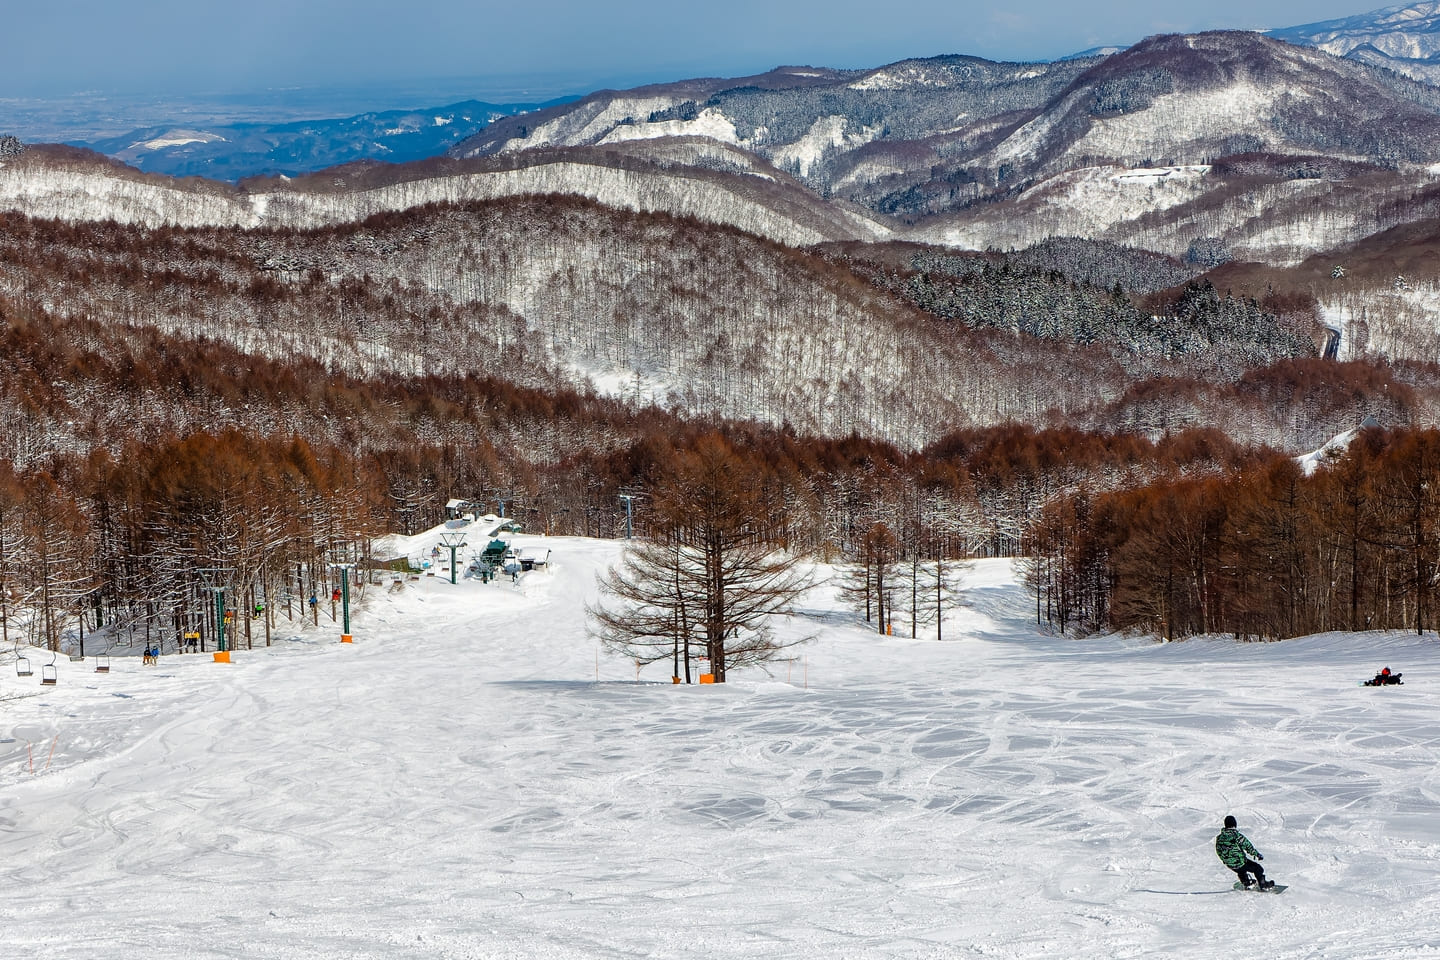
top-left (95, 654), bottom-right (111, 674)
top-left (41, 651), bottom-right (57, 686)
top-left (15, 654), bottom-right (31, 676)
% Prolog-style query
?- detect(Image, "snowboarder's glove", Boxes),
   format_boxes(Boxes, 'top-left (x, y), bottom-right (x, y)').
top-left (1256, 854), bottom-right (1263, 860)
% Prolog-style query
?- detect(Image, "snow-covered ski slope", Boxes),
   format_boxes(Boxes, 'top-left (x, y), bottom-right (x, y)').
top-left (2, 536), bottom-right (1438, 959)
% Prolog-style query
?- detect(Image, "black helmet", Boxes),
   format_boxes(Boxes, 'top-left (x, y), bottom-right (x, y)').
top-left (1224, 815), bottom-right (1237, 828)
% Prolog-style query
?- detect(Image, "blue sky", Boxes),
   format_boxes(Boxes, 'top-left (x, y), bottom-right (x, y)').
top-left (4, 0), bottom-right (1373, 101)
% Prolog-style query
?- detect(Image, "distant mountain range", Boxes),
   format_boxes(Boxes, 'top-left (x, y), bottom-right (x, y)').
top-left (4, 17), bottom-right (1440, 458)
top-left (2, 9), bottom-right (1440, 433)
top-left (73, 98), bottom-right (574, 181)
top-left (1269, 2), bottom-right (1440, 80)
top-left (0, 4), bottom-right (1434, 183)
top-left (438, 29), bottom-right (1440, 266)
top-left (9, 25), bottom-right (1440, 269)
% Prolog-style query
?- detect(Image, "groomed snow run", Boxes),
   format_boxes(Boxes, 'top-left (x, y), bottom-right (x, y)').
top-left (2, 538), bottom-right (1438, 959)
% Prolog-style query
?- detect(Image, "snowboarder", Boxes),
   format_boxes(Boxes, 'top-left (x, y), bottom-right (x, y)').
top-left (1364, 667), bottom-right (1403, 686)
top-left (1216, 815), bottom-right (1273, 889)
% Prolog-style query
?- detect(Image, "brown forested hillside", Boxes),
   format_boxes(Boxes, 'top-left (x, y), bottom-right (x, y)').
top-left (1, 272), bottom-right (1298, 652)
top-left (3, 276), bottom-right (1435, 650)
top-left (1025, 427), bottom-right (1440, 640)
top-left (3, 196), bottom-right (1425, 456)
top-left (2, 191), bottom-right (1437, 650)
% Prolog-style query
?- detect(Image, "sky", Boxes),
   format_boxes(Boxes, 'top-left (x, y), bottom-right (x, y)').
top-left (2, 0), bottom-right (1376, 103)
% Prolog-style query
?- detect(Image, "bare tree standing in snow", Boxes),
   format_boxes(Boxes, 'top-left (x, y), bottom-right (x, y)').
top-left (589, 434), bottom-right (812, 682)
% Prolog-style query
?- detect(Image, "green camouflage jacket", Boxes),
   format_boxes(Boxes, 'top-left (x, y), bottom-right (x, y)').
top-left (1215, 827), bottom-right (1260, 869)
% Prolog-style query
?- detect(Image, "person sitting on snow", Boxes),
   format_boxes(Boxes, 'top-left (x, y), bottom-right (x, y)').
top-left (1365, 667), bottom-right (1403, 686)
top-left (1216, 815), bottom-right (1273, 889)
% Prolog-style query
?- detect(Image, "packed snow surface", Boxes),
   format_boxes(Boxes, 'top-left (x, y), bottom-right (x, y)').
top-left (2, 536), bottom-right (1438, 959)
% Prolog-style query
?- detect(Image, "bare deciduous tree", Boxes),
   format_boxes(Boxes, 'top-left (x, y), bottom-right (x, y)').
top-left (589, 434), bottom-right (812, 682)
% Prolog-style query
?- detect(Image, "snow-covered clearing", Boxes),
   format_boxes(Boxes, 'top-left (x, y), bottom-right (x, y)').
top-left (134, 132), bottom-right (227, 151)
top-left (914, 164), bottom-right (1211, 253)
top-left (597, 109), bottom-right (743, 149)
top-left (1296, 427), bottom-right (1358, 476)
top-left (770, 116), bottom-right (882, 180)
top-left (2, 535), bottom-right (1438, 959)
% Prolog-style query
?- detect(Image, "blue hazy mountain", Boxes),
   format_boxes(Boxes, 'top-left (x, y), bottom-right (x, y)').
top-left (73, 97), bottom-right (575, 182)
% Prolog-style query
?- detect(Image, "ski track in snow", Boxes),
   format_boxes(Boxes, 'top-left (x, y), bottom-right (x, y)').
top-left (1, 538), bottom-right (1438, 958)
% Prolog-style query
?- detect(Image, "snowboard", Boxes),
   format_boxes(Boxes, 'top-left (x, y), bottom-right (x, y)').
top-left (1234, 881), bottom-right (1287, 893)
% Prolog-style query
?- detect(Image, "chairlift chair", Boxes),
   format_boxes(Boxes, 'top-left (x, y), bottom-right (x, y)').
top-left (15, 654), bottom-right (31, 677)
top-left (95, 655), bottom-right (111, 674)
top-left (41, 652), bottom-right (57, 686)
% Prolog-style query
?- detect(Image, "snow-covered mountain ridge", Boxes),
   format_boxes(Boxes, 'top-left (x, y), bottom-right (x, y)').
top-left (443, 30), bottom-right (1440, 264)
top-left (9, 27), bottom-right (1440, 271)
top-left (456, 32), bottom-right (1440, 198)
top-left (1271, 2), bottom-right (1440, 62)
top-left (1266, 2), bottom-right (1440, 84)
top-left (0, 144), bottom-right (889, 248)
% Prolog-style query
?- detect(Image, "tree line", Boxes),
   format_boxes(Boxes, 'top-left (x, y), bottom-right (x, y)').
top-left (6, 340), bottom-right (1426, 664)
top-left (1025, 426), bottom-right (1440, 640)
top-left (0, 373), bottom-right (1277, 659)
top-left (0, 431), bottom-right (380, 655)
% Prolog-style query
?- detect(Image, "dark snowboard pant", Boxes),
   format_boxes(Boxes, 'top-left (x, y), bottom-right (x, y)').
top-left (1232, 860), bottom-right (1266, 886)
